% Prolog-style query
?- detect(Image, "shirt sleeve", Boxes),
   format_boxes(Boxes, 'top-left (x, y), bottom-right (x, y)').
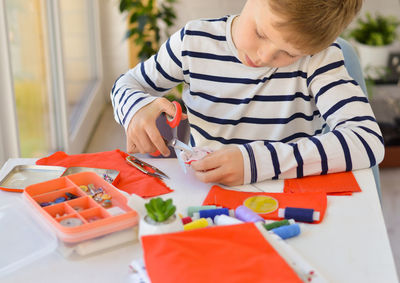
top-left (110, 27), bottom-right (186, 130)
top-left (239, 44), bottom-right (385, 184)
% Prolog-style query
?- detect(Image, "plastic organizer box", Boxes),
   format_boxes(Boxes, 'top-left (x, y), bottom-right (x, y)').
top-left (22, 171), bottom-right (138, 244)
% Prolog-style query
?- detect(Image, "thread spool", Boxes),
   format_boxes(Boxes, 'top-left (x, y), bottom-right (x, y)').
top-left (214, 214), bottom-right (244, 226)
top-left (278, 207), bottom-right (320, 223)
top-left (181, 216), bottom-right (193, 225)
top-left (263, 219), bottom-right (295, 231)
top-left (187, 205), bottom-right (217, 217)
top-left (235, 205), bottom-right (264, 223)
top-left (183, 218), bottom-right (213, 231)
top-left (271, 223), bottom-right (301, 239)
top-left (198, 208), bottom-right (230, 220)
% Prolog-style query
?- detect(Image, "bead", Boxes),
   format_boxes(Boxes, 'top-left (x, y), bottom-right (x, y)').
top-left (65, 192), bottom-right (79, 199)
top-left (54, 197), bottom-right (67, 203)
top-left (79, 185), bottom-right (89, 192)
top-left (101, 194), bottom-right (111, 200)
top-left (102, 199), bottom-right (112, 208)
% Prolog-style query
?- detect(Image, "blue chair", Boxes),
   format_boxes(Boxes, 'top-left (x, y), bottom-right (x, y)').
top-left (337, 37), bottom-right (382, 199)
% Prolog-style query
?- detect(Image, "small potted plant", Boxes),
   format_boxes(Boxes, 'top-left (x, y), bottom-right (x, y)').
top-left (347, 12), bottom-right (400, 80)
top-left (138, 197), bottom-right (183, 238)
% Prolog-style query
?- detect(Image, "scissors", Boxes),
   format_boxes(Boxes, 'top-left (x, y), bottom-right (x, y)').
top-left (126, 155), bottom-right (169, 179)
top-left (154, 101), bottom-right (192, 173)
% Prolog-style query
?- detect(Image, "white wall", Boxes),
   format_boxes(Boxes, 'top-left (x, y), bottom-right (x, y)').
top-left (361, 0), bottom-right (400, 17)
top-left (98, 0), bottom-right (130, 99)
top-left (170, 0), bottom-right (245, 33)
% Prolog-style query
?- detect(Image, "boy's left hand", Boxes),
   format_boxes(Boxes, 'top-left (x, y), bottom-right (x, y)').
top-left (190, 145), bottom-right (244, 186)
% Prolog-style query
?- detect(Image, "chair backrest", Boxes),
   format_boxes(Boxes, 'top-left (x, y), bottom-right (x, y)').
top-left (336, 37), bottom-right (382, 198)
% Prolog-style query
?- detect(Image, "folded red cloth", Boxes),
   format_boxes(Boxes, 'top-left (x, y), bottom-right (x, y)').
top-left (203, 185), bottom-right (327, 223)
top-left (36, 150), bottom-right (172, 198)
top-left (284, 171), bottom-right (361, 195)
top-left (142, 223), bottom-right (302, 283)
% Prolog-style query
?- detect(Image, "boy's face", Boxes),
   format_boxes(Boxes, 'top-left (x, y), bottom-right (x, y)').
top-left (232, 0), bottom-right (306, 68)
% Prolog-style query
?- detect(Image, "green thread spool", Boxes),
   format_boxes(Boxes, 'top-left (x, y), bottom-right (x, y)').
top-left (263, 219), bottom-right (295, 230)
top-left (187, 205), bottom-right (217, 217)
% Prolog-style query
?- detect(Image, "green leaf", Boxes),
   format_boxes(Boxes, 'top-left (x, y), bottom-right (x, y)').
top-left (348, 12), bottom-right (399, 46)
top-left (118, 0), bottom-right (177, 60)
top-left (144, 197), bottom-right (176, 222)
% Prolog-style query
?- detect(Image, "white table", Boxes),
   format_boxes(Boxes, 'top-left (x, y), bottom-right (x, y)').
top-left (0, 158), bottom-right (398, 283)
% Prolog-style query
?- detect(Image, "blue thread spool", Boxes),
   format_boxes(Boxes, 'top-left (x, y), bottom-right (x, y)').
top-left (187, 205), bottom-right (217, 217)
top-left (235, 205), bottom-right (264, 223)
top-left (271, 223), bottom-right (301, 239)
top-left (278, 207), bottom-right (320, 223)
top-left (198, 208), bottom-right (229, 220)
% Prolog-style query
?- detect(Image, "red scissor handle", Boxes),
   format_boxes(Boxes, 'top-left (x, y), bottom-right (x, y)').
top-left (166, 101), bottom-right (182, 128)
top-left (151, 101), bottom-right (182, 156)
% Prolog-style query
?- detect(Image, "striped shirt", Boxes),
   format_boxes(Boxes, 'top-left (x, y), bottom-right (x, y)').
top-left (111, 15), bottom-right (384, 184)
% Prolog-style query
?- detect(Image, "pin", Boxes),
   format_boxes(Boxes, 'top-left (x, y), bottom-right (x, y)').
top-left (103, 174), bottom-right (114, 183)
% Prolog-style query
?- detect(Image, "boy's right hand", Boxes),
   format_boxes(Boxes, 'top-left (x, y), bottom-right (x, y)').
top-left (126, 97), bottom-right (177, 157)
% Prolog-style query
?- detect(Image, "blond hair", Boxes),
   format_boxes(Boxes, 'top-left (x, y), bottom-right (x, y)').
top-left (268, 0), bottom-right (362, 54)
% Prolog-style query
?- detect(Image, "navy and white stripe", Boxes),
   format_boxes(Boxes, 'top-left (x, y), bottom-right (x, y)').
top-left (110, 15), bottom-right (384, 184)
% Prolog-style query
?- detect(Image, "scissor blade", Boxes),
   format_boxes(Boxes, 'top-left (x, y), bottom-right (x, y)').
top-left (126, 156), bottom-right (169, 179)
top-left (175, 148), bottom-right (187, 174)
top-left (169, 138), bottom-right (192, 153)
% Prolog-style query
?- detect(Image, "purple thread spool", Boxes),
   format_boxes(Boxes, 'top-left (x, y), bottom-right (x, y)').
top-left (271, 223), bottom-right (301, 239)
top-left (235, 205), bottom-right (264, 223)
top-left (199, 208), bottom-right (229, 220)
top-left (278, 207), bottom-right (320, 223)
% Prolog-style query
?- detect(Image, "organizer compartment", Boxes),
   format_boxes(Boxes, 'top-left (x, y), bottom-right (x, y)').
top-left (32, 187), bottom-right (85, 206)
top-left (79, 207), bottom-right (110, 223)
top-left (67, 171), bottom-right (109, 189)
top-left (66, 196), bottom-right (98, 212)
top-left (24, 177), bottom-right (76, 197)
top-left (56, 214), bottom-right (86, 227)
top-left (42, 203), bottom-right (77, 219)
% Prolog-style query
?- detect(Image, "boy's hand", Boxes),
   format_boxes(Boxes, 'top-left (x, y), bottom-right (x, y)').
top-left (126, 97), bottom-right (178, 156)
top-left (190, 145), bottom-right (244, 186)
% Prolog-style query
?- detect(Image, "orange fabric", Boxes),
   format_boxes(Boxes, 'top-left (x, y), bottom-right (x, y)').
top-left (36, 150), bottom-right (172, 197)
top-left (284, 172), bottom-right (361, 195)
top-left (142, 223), bottom-right (302, 283)
top-left (203, 185), bottom-right (327, 223)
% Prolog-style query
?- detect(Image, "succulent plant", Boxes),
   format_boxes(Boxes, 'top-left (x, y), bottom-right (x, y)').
top-left (348, 12), bottom-right (400, 46)
top-left (145, 197), bottom-right (176, 222)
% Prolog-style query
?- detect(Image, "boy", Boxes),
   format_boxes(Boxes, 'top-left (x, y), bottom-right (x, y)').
top-left (111, 0), bottom-right (384, 186)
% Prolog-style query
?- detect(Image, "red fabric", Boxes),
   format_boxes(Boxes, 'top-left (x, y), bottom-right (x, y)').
top-left (284, 171), bottom-right (361, 195)
top-left (203, 185), bottom-right (327, 223)
top-left (36, 150), bottom-right (172, 197)
top-left (142, 223), bottom-right (302, 283)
